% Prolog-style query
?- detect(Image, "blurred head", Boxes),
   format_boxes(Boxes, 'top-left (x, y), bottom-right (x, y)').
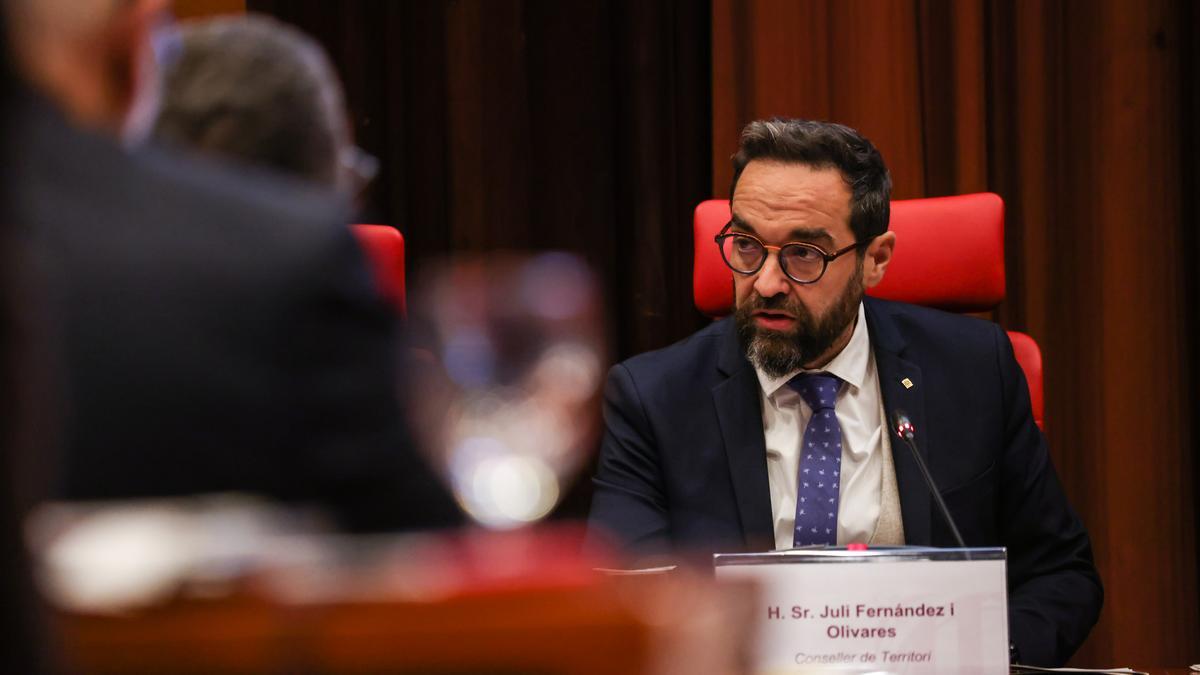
top-left (727, 118), bottom-right (895, 374)
top-left (5, 0), bottom-right (168, 141)
top-left (152, 14), bottom-right (369, 194)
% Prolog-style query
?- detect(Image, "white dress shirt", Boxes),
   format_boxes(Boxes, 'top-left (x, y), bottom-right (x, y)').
top-left (756, 303), bottom-right (886, 550)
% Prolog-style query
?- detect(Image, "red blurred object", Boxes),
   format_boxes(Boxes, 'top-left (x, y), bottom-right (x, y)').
top-left (385, 523), bottom-right (617, 598)
top-left (692, 193), bottom-right (1044, 429)
top-left (1007, 331), bottom-right (1044, 430)
top-left (55, 523), bottom-right (758, 674)
top-left (350, 224), bottom-right (406, 316)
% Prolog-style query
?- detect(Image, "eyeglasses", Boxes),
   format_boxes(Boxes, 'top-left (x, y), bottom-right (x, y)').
top-left (714, 222), bottom-right (867, 284)
top-left (339, 145), bottom-right (380, 196)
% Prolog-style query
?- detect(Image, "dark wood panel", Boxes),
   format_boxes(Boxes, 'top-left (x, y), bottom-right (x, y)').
top-left (712, 0), bottom-right (928, 200)
top-left (1089, 0), bottom-right (1195, 662)
top-left (1184, 0), bottom-right (1200, 654)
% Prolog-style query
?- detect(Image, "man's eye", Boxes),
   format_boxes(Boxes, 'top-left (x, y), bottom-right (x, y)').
top-left (733, 237), bottom-right (759, 253)
top-left (786, 246), bottom-right (821, 262)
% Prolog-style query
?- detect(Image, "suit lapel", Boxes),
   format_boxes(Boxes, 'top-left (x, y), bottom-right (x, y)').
top-left (713, 320), bottom-right (775, 551)
top-left (865, 299), bottom-right (932, 546)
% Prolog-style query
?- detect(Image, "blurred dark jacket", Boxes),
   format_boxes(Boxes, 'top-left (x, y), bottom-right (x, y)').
top-left (10, 92), bottom-right (459, 533)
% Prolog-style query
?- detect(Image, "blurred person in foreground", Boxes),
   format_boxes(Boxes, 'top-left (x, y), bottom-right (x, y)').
top-left (152, 13), bottom-right (373, 197)
top-left (587, 118), bottom-right (1101, 666)
top-left (3, 0), bottom-right (459, 533)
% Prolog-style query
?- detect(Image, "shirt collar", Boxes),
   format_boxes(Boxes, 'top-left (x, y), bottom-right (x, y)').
top-left (754, 302), bottom-right (870, 399)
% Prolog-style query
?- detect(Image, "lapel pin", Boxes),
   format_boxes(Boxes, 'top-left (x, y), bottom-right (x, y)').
top-left (901, 378), bottom-right (914, 389)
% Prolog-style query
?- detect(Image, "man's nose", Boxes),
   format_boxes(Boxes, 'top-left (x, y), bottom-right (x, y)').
top-left (753, 251), bottom-right (792, 298)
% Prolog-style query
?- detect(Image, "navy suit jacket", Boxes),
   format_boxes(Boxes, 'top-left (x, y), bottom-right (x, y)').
top-left (588, 297), bottom-right (1101, 666)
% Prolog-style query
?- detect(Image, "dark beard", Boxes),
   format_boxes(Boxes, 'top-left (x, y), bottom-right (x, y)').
top-left (735, 265), bottom-right (864, 378)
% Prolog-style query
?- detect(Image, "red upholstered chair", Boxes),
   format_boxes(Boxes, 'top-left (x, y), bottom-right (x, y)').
top-left (692, 193), bottom-right (1044, 429)
top-left (350, 224), bottom-right (406, 317)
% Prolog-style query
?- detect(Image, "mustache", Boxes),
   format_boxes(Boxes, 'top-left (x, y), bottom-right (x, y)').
top-left (744, 293), bottom-right (802, 314)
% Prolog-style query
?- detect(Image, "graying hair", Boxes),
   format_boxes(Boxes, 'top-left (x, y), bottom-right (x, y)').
top-left (731, 118), bottom-right (892, 241)
top-left (152, 13), bottom-right (349, 188)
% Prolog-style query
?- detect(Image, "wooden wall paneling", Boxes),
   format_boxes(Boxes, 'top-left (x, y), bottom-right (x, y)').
top-left (994, 1), bottom-right (1198, 665)
top-left (606, 0), bottom-right (713, 356)
top-left (990, 2), bottom-right (1118, 665)
top-left (711, 0), bottom-right (927, 199)
top-left (709, 0), bottom-right (739, 195)
top-left (946, 0), bottom-right (988, 195)
top-left (999, 0), bottom-right (1197, 666)
top-left (1091, 0), bottom-right (1196, 664)
top-left (443, 1), bottom-right (532, 251)
top-left (1044, 2), bottom-right (1117, 664)
top-left (1184, 0), bottom-right (1200, 641)
top-left (986, 0), bottom-right (1052, 340)
top-left (521, 1), bottom-right (616, 257)
top-left (710, 0), bottom-right (746, 196)
top-left (1014, 0), bottom-right (1106, 601)
top-left (390, 1), bottom-right (453, 260)
top-left (711, 0), bottom-right (831, 196)
top-left (743, 1), bottom-right (830, 122)
top-left (825, 0), bottom-right (926, 200)
top-left (252, 0), bottom-right (712, 360)
top-left (917, 0), bottom-right (988, 196)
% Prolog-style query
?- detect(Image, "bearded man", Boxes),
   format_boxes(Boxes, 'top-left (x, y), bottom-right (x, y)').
top-left (586, 118), bottom-right (1101, 666)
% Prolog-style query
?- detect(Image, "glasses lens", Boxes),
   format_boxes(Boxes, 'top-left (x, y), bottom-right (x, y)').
top-left (340, 146), bottom-right (379, 196)
top-left (780, 244), bottom-right (825, 283)
top-left (720, 234), bottom-right (766, 273)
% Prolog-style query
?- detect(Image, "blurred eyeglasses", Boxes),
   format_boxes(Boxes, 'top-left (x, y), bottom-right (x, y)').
top-left (150, 16), bottom-right (183, 69)
top-left (339, 145), bottom-right (379, 197)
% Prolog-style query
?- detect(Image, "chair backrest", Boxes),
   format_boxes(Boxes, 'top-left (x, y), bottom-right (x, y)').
top-left (350, 224), bottom-right (406, 317)
top-left (1007, 331), bottom-right (1044, 430)
top-left (692, 192), bottom-right (1044, 428)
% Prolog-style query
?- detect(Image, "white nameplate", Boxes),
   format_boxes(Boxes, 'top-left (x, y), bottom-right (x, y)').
top-left (714, 547), bottom-right (1008, 675)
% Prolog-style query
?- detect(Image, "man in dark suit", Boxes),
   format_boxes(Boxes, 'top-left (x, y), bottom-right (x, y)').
top-left (6, 0), bottom-right (458, 532)
top-left (588, 118), bottom-right (1101, 665)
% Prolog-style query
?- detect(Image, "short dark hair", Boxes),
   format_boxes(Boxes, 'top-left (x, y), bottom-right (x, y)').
top-left (731, 118), bottom-right (892, 241)
top-left (152, 14), bottom-right (348, 188)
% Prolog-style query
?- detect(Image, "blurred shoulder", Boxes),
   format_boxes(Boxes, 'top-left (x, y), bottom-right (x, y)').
top-left (11, 95), bottom-right (349, 249)
top-left (131, 141), bottom-right (351, 248)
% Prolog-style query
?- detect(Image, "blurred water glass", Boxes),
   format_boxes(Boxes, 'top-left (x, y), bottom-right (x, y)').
top-left (408, 253), bottom-right (605, 529)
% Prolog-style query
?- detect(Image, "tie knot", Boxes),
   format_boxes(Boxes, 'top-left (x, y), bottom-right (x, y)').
top-left (788, 372), bottom-right (841, 411)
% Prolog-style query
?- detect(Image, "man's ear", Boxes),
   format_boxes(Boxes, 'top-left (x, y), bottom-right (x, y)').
top-left (862, 231), bottom-right (895, 289)
top-left (103, 0), bottom-right (168, 120)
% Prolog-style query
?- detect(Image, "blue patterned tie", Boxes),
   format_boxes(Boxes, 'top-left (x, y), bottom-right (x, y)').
top-left (789, 372), bottom-right (843, 547)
